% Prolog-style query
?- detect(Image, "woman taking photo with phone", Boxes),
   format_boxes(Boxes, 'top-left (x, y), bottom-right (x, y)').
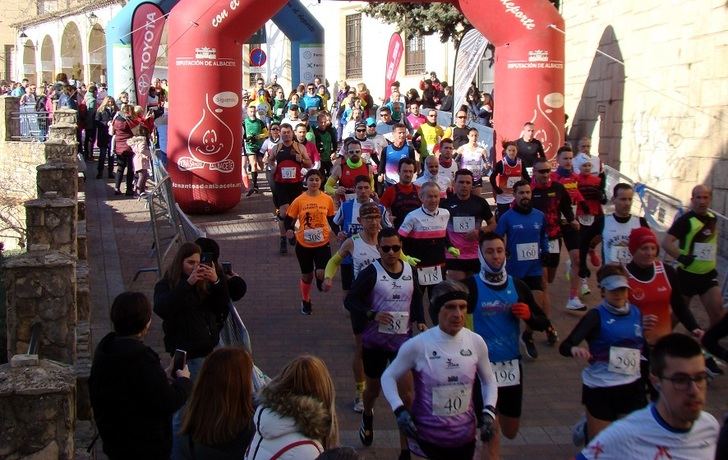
top-left (153, 242), bottom-right (230, 378)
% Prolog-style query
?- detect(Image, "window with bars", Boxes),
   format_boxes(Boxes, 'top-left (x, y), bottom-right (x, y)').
top-left (345, 14), bottom-right (362, 79)
top-left (405, 36), bottom-right (425, 76)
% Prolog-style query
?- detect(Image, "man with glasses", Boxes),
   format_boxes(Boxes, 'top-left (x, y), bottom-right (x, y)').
top-left (376, 106), bottom-right (396, 140)
top-left (576, 333), bottom-right (718, 459)
top-left (444, 110), bottom-right (471, 149)
top-left (412, 109), bottom-right (444, 163)
top-left (345, 226), bottom-right (426, 455)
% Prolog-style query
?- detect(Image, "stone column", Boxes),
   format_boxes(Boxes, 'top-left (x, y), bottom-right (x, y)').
top-left (0, 96), bottom-right (20, 141)
top-left (48, 123), bottom-right (79, 144)
top-left (37, 162), bottom-right (79, 200)
top-left (52, 108), bottom-right (78, 126)
top-left (25, 192), bottom-right (77, 257)
top-left (44, 139), bottom-right (78, 164)
top-left (0, 355), bottom-right (76, 459)
top-left (3, 251), bottom-right (77, 364)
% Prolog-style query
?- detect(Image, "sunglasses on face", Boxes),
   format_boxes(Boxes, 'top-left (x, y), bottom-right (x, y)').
top-left (536, 168), bottom-right (551, 174)
top-left (271, 127), bottom-right (280, 131)
top-left (380, 245), bottom-right (402, 253)
top-left (355, 129), bottom-right (366, 132)
top-left (457, 116), bottom-right (466, 119)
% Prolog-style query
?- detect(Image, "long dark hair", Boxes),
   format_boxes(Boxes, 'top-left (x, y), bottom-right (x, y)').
top-left (181, 348), bottom-right (254, 445)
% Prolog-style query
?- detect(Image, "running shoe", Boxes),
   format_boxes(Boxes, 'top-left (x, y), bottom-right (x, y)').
top-left (300, 300), bottom-right (312, 315)
top-left (589, 249), bottom-right (602, 267)
top-left (279, 237), bottom-right (287, 255)
top-left (571, 416), bottom-right (587, 447)
top-left (359, 411), bottom-right (374, 446)
top-left (520, 330), bottom-right (538, 360)
top-left (580, 278), bottom-right (591, 296)
top-left (353, 396), bottom-right (364, 413)
top-left (566, 297), bottom-right (587, 312)
top-left (315, 277), bottom-right (324, 292)
top-left (546, 325), bottom-right (559, 345)
top-left (706, 356), bottom-right (724, 377)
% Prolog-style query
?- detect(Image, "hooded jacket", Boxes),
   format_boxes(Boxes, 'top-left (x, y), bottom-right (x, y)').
top-left (244, 386), bottom-right (332, 459)
top-left (89, 332), bottom-right (191, 459)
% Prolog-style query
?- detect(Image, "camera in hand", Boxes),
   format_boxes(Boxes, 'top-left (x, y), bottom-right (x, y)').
top-left (172, 349), bottom-right (186, 376)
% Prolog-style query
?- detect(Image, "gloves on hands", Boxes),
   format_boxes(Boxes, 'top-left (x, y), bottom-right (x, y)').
top-left (677, 254), bottom-right (696, 267)
top-left (447, 246), bottom-right (461, 258)
top-left (394, 406), bottom-right (418, 439)
top-left (479, 405), bottom-right (497, 442)
top-left (400, 253), bottom-right (421, 267)
top-left (511, 302), bottom-right (531, 320)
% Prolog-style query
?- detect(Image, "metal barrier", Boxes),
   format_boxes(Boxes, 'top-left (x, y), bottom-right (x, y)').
top-left (10, 108), bottom-right (49, 142)
top-left (133, 150), bottom-right (206, 280)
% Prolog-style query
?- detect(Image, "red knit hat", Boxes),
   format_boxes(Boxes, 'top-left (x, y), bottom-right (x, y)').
top-left (628, 227), bottom-right (658, 255)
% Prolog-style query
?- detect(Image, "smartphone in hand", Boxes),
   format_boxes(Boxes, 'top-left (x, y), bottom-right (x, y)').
top-left (172, 349), bottom-right (186, 377)
top-left (200, 252), bottom-right (214, 267)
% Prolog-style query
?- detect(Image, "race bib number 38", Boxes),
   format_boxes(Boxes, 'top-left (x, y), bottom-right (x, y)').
top-left (378, 312), bottom-right (409, 335)
top-left (491, 359), bottom-right (521, 387)
top-left (608, 346), bottom-right (640, 376)
top-left (432, 385), bottom-right (472, 416)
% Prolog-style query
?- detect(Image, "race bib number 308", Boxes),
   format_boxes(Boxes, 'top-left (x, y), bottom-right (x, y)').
top-left (432, 385), bottom-right (472, 416)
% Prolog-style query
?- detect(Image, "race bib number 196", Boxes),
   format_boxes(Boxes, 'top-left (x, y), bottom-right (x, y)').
top-left (491, 359), bottom-right (521, 387)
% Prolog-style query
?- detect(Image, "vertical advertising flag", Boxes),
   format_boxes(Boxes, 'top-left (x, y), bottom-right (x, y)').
top-left (452, 28), bottom-right (489, 116)
top-left (384, 33), bottom-right (404, 101)
top-left (131, 2), bottom-right (166, 110)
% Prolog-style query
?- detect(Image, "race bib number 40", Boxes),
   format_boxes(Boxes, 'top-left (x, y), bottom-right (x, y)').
top-left (418, 266), bottom-right (443, 286)
top-left (432, 385), bottom-right (472, 416)
top-left (491, 359), bottom-right (521, 387)
top-left (516, 242), bottom-right (538, 261)
top-left (378, 311), bottom-right (409, 335)
top-left (608, 346), bottom-right (640, 376)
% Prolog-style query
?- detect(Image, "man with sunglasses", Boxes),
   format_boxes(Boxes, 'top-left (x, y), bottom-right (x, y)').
top-left (301, 83), bottom-right (324, 116)
top-left (345, 227), bottom-right (426, 457)
top-left (577, 333), bottom-right (718, 459)
top-left (443, 109), bottom-right (471, 149)
top-left (530, 158), bottom-right (581, 313)
top-left (325, 139), bottom-right (373, 205)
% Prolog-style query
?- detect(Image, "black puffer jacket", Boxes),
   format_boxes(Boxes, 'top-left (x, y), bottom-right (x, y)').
top-left (153, 279), bottom-right (230, 358)
top-left (89, 333), bottom-right (191, 459)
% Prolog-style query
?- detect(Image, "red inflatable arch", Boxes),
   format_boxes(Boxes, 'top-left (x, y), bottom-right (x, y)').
top-left (168, 0), bottom-right (564, 213)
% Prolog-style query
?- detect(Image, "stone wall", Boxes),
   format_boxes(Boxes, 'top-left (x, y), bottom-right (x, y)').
top-left (0, 140), bottom-right (45, 250)
top-left (562, 0), bottom-right (728, 215)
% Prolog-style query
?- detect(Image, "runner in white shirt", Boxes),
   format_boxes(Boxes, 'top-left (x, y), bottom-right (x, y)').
top-left (381, 280), bottom-right (498, 460)
top-left (577, 333), bottom-right (718, 459)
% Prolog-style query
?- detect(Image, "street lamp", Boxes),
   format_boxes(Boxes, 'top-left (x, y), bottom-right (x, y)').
top-left (19, 31), bottom-right (28, 39)
top-left (87, 12), bottom-right (98, 26)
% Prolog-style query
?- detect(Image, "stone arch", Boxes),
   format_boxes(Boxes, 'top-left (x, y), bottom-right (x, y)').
top-left (88, 24), bottom-right (107, 84)
top-left (60, 21), bottom-right (84, 81)
top-left (40, 35), bottom-right (55, 84)
top-left (22, 40), bottom-right (37, 83)
top-left (166, 0), bottom-right (564, 213)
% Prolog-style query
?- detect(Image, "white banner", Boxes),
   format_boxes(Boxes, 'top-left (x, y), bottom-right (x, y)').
top-left (299, 44), bottom-right (324, 85)
top-left (452, 29), bottom-right (489, 115)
